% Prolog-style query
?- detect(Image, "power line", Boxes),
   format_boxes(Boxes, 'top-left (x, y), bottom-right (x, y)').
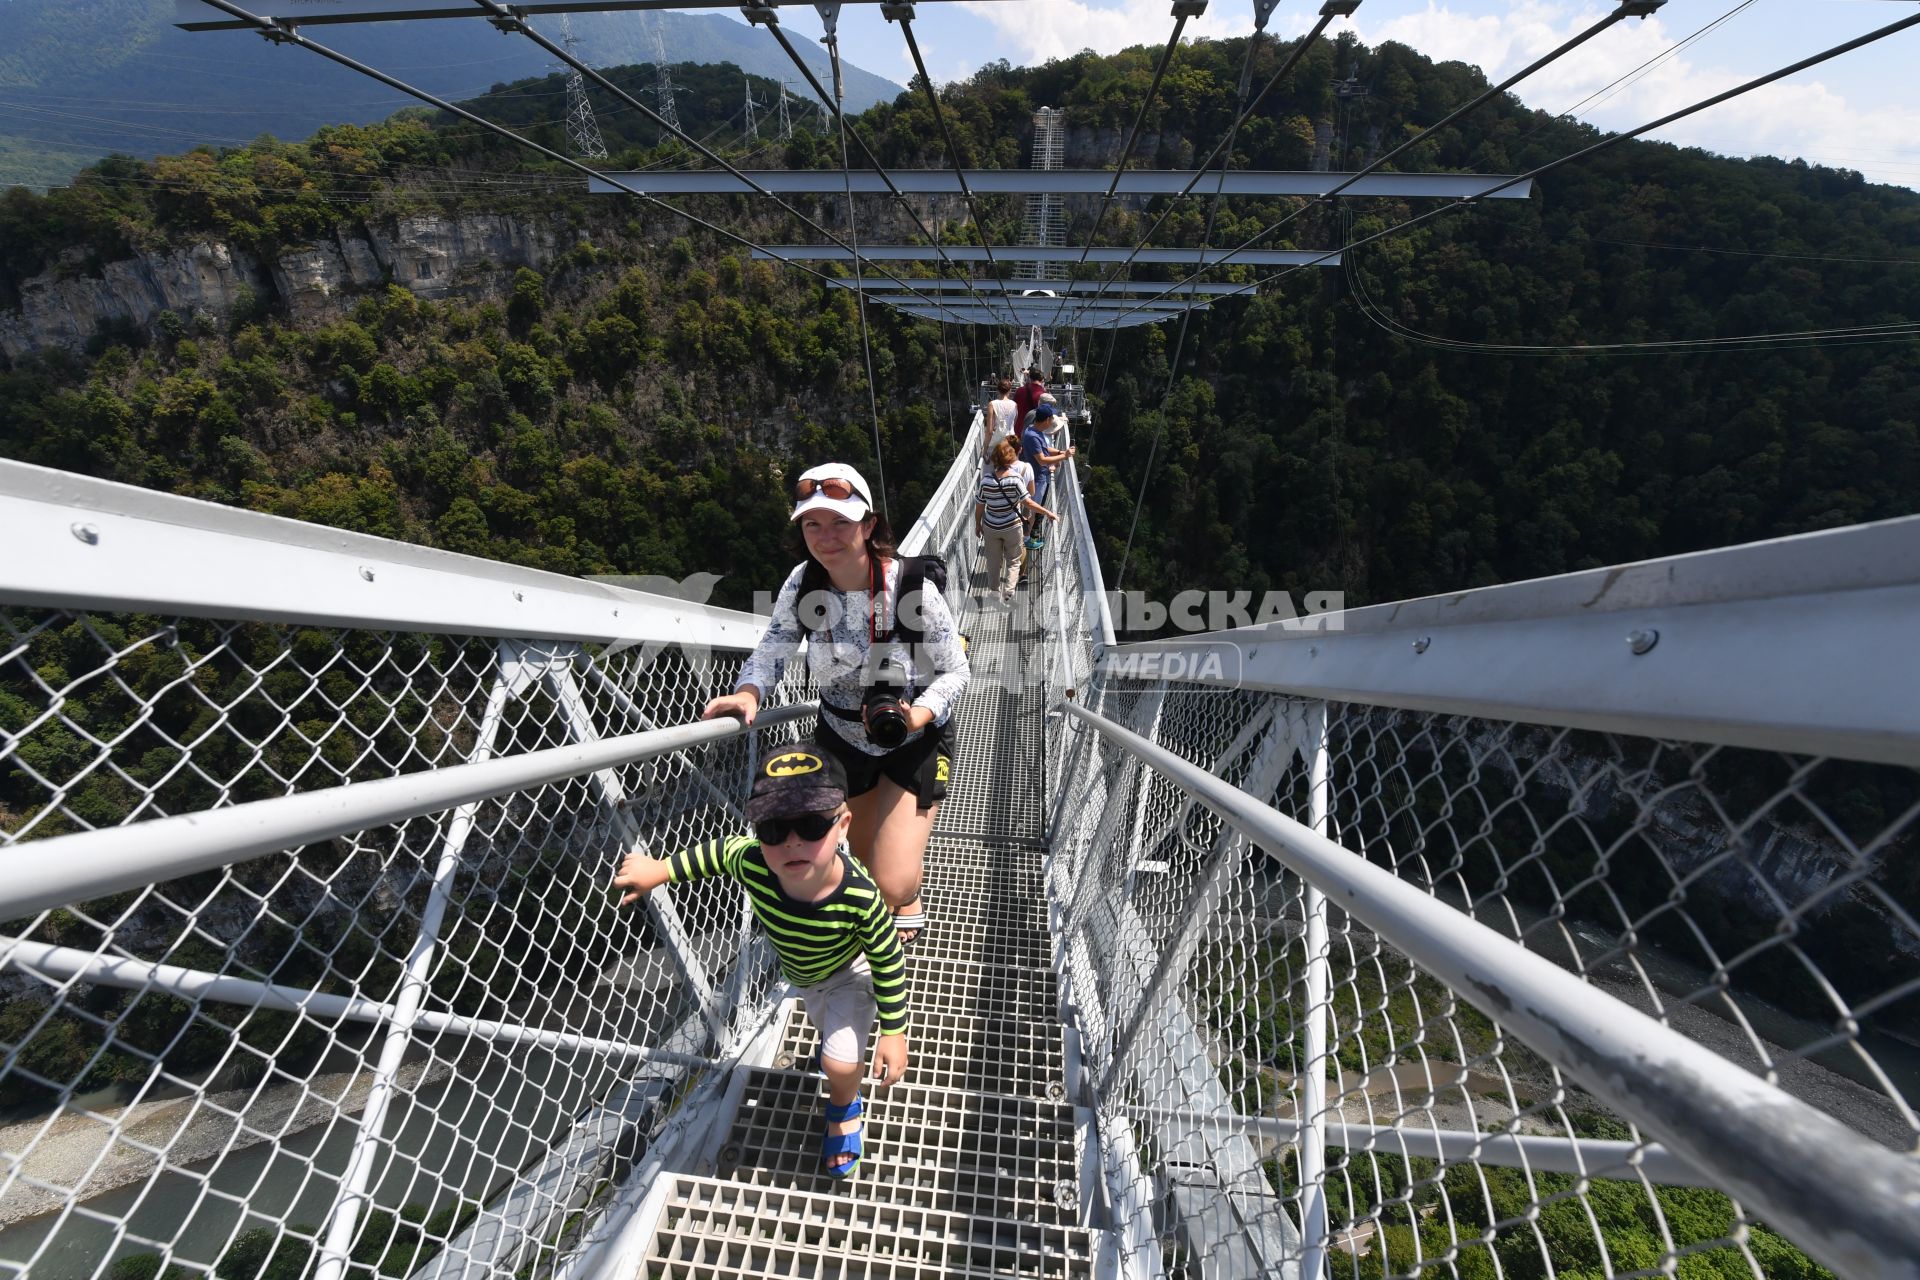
top-left (750, 6), bottom-right (1017, 333)
top-left (1343, 225), bottom-right (1920, 356)
top-left (1583, 236), bottom-right (1920, 266)
top-left (182, 0), bottom-right (859, 299)
top-left (465, 0), bottom-right (977, 319)
top-left (1107, 0), bottom-right (1660, 329)
top-left (1071, 2), bottom-right (1348, 328)
top-left (1544, 0), bottom-right (1758, 130)
top-left (558, 13), bottom-right (609, 159)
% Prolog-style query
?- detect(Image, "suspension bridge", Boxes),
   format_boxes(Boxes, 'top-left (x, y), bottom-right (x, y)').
top-left (2, 1), bottom-right (1919, 1277)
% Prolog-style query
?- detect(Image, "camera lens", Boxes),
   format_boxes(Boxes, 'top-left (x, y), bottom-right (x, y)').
top-left (867, 702), bottom-right (908, 748)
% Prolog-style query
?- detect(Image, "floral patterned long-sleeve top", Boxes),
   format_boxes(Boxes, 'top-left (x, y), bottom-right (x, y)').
top-left (736, 558), bottom-right (970, 756)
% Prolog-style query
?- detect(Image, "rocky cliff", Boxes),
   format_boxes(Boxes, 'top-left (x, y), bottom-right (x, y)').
top-left (0, 214), bottom-right (560, 360)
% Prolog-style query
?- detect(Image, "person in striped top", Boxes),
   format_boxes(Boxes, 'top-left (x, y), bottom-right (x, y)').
top-left (975, 438), bottom-right (1058, 606)
top-left (613, 743), bottom-right (907, 1178)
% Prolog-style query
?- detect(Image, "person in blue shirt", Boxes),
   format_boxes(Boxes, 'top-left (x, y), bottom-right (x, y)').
top-left (1018, 402), bottom-right (1075, 549)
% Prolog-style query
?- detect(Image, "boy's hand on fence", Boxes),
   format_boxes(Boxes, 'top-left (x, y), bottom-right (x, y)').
top-left (871, 1033), bottom-right (908, 1088)
top-left (613, 853), bottom-right (670, 906)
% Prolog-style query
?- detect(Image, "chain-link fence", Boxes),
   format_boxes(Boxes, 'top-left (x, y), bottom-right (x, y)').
top-left (10, 444), bottom-right (1917, 1280)
top-left (1047, 666), bottom-right (1920, 1280)
top-left (0, 563), bottom-right (812, 1278)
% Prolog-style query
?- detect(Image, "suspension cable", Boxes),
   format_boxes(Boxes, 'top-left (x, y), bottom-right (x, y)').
top-left (1043, 1), bottom-right (1201, 331)
top-left (1110, 8), bottom-right (1920, 590)
top-left (1108, 0), bottom-right (1652, 327)
top-left (469, 0), bottom-right (973, 319)
top-left (1193, 6), bottom-right (1920, 316)
top-left (891, 8), bottom-right (1013, 304)
top-left (755, 5), bottom-right (1017, 329)
top-left (816, 15), bottom-right (891, 520)
top-left (1073, 2), bottom-right (1347, 326)
top-left (188, 0), bottom-right (865, 295)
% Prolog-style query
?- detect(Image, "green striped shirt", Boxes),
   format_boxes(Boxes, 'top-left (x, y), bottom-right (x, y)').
top-left (667, 835), bottom-right (908, 1036)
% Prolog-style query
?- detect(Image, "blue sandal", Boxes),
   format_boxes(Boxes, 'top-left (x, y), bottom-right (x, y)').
top-left (822, 1094), bottom-right (864, 1178)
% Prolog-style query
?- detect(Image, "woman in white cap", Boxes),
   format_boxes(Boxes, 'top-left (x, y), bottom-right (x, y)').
top-left (703, 463), bottom-right (970, 946)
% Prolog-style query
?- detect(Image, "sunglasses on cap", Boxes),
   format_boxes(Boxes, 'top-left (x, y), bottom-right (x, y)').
top-left (794, 476), bottom-right (862, 503)
top-left (754, 812), bottom-right (841, 845)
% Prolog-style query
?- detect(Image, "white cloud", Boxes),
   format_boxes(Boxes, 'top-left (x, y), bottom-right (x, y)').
top-left (1357, 2), bottom-right (1920, 189)
top-left (958, 0), bottom-right (1261, 68)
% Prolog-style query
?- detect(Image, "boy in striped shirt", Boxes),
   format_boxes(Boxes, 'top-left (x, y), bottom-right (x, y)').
top-left (613, 742), bottom-right (907, 1178)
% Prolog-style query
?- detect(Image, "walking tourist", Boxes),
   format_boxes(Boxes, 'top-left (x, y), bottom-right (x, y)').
top-left (976, 438), bottom-right (1058, 606)
top-left (1019, 403), bottom-right (1076, 546)
top-left (702, 463), bottom-right (970, 947)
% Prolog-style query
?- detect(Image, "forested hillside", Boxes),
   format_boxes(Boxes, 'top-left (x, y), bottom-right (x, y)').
top-left (0, 1), bottom-right (901, 190)
top-left (1, 32), bottom-right (1917, 618)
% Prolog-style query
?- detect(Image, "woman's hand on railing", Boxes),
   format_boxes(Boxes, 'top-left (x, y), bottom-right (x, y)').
top-left (703, 688), bottom-right (761, 726)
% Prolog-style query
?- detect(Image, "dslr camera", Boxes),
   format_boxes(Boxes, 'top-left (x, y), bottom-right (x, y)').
top-left (862, 653), bottom-right (913, 749)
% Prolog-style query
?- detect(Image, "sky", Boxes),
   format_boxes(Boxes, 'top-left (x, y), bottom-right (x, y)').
top-left (745, 0), bottom-right (1920, 190)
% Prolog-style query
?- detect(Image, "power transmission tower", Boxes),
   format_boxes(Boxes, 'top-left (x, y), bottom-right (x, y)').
top-left (650, 16), bottom-right (680, 134)
top-left (558, 13), bottom-right (608, 160)
top-left (743, 76), bottom-right (762, 145)
top-left (776, 81), bottom-right (793, 142)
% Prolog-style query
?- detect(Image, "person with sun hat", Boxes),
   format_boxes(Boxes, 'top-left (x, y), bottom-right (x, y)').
top-left (701, 462), bottom-right (969, 949)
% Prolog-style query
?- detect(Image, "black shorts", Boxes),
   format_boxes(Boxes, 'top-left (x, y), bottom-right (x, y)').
top-left (817, 715), bottom-right (954, 811)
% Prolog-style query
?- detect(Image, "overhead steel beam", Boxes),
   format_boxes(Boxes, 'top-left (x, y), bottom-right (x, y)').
top-left (176, 0), bottom-right (1011, 30)
top-left (757, 246), bottom-right (1339, 266)
top-left (589, 170), bottom-right (1535, 200)
top-left (823, 278), bottom-right (1249, 296)
top-left (887, 305), bottom-right (1200, 328)
top-left (882, 296), bottom-right (1199, 312)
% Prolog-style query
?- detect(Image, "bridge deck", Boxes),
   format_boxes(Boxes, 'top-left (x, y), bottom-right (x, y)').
top-left (640, 570), bottom-right (1103, 1276)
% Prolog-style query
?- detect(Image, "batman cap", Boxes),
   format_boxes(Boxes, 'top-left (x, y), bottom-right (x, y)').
top-left (746, 741), bottom-right (850, 822)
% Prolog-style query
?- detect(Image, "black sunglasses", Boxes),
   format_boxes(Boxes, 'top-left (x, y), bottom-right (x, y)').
top-left (754, 812), bottom-right (840, 846)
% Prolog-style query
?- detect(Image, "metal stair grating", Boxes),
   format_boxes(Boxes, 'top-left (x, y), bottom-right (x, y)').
top-left (938, 606), bottom-right (1045, 843)
top-left (713, 1069), bottom-right (1081, 1224)
top-left (647, 1176), bottom-right (1096, 1278)
top-left (779, 1003), bottom-right (1067, 1098)
top-left (901, 912), bottom-right (1052, 968)
top-left (908, 956), bottom-right (1059, 1024)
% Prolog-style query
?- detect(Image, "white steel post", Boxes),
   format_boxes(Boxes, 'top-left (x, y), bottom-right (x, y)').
top-left (1300, 699), bottom-right (1333, 1280)
top-left (315, 644), bottom-right (521, 1280)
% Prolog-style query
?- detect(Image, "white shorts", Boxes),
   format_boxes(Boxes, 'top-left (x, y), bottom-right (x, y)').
top-left (800, 955), bottom-right (875, 1067)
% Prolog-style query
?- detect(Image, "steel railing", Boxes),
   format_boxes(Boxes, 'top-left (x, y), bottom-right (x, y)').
top-left (7, 439), bottom-right (1919, 1280)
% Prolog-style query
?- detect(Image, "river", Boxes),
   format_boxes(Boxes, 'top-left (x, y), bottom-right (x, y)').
top-left (0, 1044), bottom-right (594, 1278)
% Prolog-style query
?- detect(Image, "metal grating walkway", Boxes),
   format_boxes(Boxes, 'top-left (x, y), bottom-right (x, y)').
top-left (642, 562), bottom-right (1101, 1276)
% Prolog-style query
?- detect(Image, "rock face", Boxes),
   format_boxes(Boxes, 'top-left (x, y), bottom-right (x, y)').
top-left (2, 215), bottom-right (561, 358)
top-left (0, 242), bottom-right (269, 361)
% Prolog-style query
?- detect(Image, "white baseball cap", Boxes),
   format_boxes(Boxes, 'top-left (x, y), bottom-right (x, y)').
top-left (790, 462), bottom-right (874, 522)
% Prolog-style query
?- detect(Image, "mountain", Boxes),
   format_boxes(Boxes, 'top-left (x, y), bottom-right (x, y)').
top-left (0, 0), bottom-right (904, 190)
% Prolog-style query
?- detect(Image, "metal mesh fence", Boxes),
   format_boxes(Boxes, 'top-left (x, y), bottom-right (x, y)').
top-left (1048, 678), bottom-right (1920, 1280)
top-left (0, 609), bottom-right (811, 1279)
top-left (9, 443), bottom-right (1916, 1280)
